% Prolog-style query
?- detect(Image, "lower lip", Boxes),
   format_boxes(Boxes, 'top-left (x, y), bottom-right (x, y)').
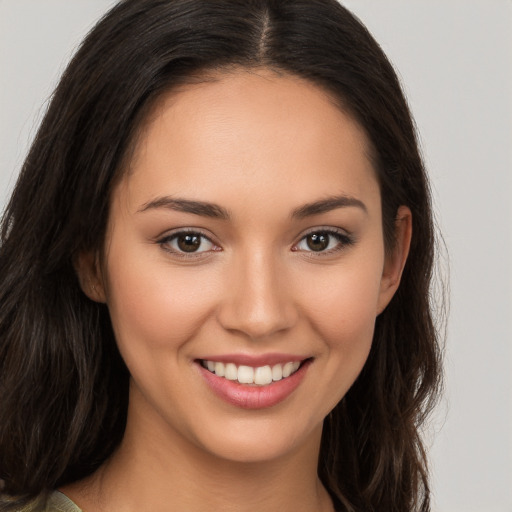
top-left (197, 360), bottom-right (311, 409)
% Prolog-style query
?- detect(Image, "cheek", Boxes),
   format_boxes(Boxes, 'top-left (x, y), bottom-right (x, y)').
top-left (298, 260), bottom-right (383, 348)
top-left (280, 258), bottom-right (383, 422)
top-left (104, 252), bottom-right (220, 352)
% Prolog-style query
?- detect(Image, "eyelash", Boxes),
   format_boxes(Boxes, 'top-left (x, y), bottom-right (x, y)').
top-left (157, 228), bottom-right (354, 258)
top-left (292, 228), bottom-right (355, 256)
top-left (157, 229), bottom-right (220, 259)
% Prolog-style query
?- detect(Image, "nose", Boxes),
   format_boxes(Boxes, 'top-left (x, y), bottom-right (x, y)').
top-left (216, 249), bottom-right (298, 340)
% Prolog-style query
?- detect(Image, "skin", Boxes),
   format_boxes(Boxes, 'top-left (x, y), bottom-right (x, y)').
top-left (71, 68), bottom-right (411, 512)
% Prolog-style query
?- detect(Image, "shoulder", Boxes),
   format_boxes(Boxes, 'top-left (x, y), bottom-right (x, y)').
top-left (0, 491), bottom-right (82, 512)
top-left (14, 492), bottom-right (82, 512)
top-left (43, 492), bottom-right (82, 512)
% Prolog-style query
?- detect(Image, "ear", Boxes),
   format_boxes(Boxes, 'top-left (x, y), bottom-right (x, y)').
top-left (74, 250), bottom-right (107, 303)
top-left (377, 205), bottom-right (412, 314)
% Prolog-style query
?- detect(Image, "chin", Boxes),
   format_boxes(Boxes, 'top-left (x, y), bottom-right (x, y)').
top-left (187, 413), bottom-right (323, 465)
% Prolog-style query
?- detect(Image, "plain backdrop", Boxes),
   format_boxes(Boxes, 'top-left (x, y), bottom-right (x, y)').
top-left (1, 1), bottom-right (511, 511)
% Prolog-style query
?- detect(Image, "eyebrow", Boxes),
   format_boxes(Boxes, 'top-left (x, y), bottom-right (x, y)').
top-left (291, 195), bottom-right (367, 218)
top-left (138, 197), bottom-right (230, 219)
top-left (138, 194), bottom-right (367, 219)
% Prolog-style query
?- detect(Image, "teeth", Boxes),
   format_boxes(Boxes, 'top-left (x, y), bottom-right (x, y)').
top-left (225, 363), bottom-right (238, 380)
top-left (202, 360), bottom-right (302, 386)
top-left (282, 362), bottom-right (294, 378)
top-left (271, 364), bottom-right (283, 381)
top-left (254, 365), bottom-right (273, 385)
top-left (214, 361), bottom-right (225, 377)
top-left (238, 365), bottom-right (254, 384)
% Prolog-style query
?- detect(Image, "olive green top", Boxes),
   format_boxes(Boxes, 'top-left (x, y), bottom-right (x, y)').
top-left (14, 492), bottom-right (82, 512)
top-left (42, 492), bottom-right (82, 512)
top-left (6, 491), bottom-right (82, 512)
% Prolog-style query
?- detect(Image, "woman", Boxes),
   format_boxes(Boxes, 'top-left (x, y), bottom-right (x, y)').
top-left (0, 1), bottom-right (442, 511)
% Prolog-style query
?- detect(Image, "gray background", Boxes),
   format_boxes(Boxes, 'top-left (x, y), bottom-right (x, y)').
top-left (1, 1), bottom-right (511, 510)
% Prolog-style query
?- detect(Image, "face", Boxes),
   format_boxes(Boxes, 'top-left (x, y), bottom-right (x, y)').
top-left (81, 69), bottom-right (409, 464)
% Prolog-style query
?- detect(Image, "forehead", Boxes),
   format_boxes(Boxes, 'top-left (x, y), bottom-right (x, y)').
top-left (119, 68), bottom-right (379, 215)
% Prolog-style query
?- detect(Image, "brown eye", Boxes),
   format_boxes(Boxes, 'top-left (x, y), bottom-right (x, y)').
top-left (177, 233), bottom-right (202, 252)
top-left (306, 233), bottom-right (329, 251)
top-left (294, 229), bottom-right (353, 254)
top-left (160, 231), bottom-right (216, 255)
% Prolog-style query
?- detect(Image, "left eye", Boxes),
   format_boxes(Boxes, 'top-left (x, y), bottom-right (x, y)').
top-left (160, 232), bottom-right (216, 254)
top-left (294, 230), bottom-right (351, 253)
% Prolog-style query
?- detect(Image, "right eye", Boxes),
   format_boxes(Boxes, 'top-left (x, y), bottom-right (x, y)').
top-left (158, 231), bottom-right (219, 255)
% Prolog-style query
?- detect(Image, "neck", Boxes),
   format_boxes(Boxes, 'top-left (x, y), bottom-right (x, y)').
top-left (63, 385), bottom-right (334, 512)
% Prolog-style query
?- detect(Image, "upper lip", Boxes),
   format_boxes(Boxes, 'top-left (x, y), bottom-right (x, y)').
top-left (196, 353), bottom-right (310, 367)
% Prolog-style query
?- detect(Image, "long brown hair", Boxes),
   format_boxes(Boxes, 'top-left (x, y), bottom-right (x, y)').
top-left (0, 1), bottom-right (443, 510)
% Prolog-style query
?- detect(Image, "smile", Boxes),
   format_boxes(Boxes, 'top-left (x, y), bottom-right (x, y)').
top-left (200, 360), bottom-right (301, 386)
top-left (197, 356), bottom-right (312, 409)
